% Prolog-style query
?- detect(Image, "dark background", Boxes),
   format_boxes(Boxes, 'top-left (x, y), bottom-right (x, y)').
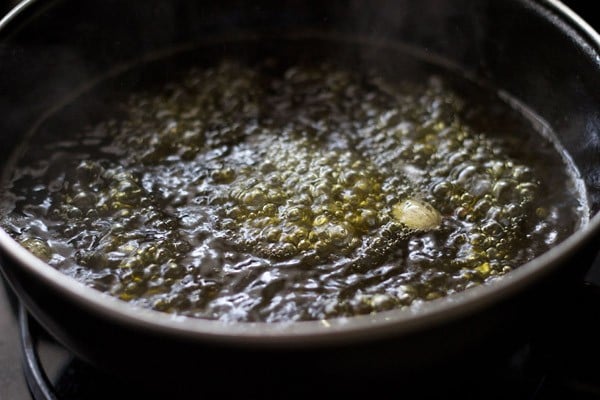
top-left (1, 0), bottom-right (599, 23)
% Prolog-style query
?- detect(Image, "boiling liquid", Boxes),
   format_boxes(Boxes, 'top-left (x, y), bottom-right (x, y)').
top-left (0, 37), bottom-right (588, 322)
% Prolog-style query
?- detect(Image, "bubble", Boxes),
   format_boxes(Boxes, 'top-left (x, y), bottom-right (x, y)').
top-left (211, 168), bottom-right (236, 184)
top-left (20, 238), bottom-right (52, 262)
top-left (392, 198), bottom-right (442, 231)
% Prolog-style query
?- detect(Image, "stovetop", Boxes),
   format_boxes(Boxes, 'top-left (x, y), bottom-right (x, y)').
top-left (1, 250), bottom-right (599, 400)
top-left (1, 1), bottom-right (599, 399)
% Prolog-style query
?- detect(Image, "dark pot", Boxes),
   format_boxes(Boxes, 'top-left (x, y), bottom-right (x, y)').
top-left (1, 0), bottom-right (599, 393)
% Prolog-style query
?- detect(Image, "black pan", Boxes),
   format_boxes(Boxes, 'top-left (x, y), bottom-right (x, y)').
top-left (0, 0), bottom-right (599, 392)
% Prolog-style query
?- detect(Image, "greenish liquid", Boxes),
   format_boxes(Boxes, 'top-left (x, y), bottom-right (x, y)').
top-left (0, 37), bottom-right (587, 322)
